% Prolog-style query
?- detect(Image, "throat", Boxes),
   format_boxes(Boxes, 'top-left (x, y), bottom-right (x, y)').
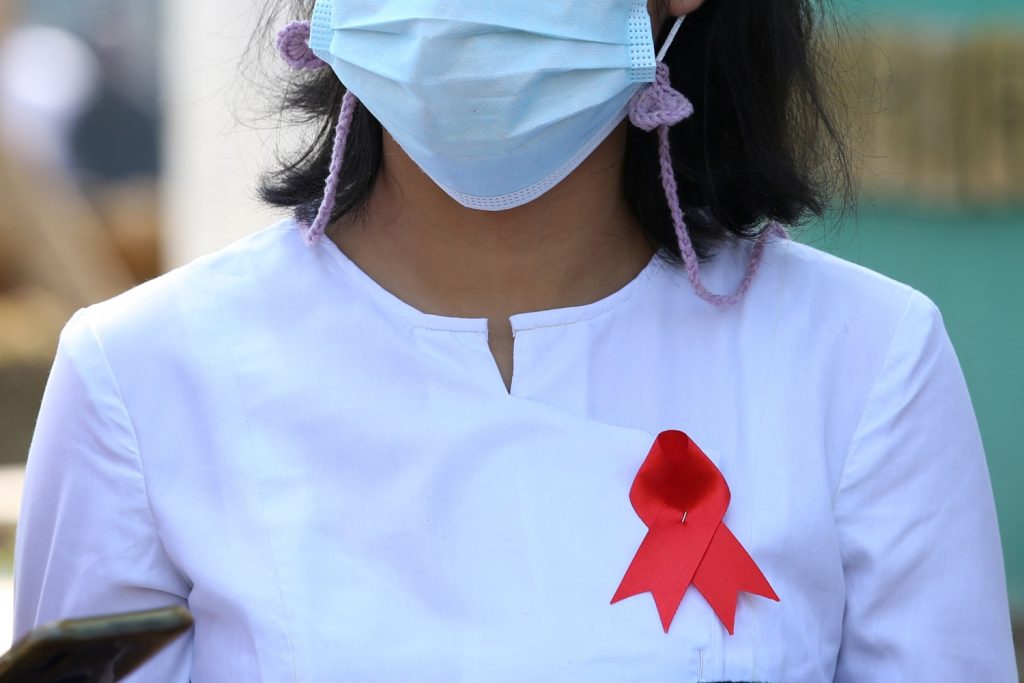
top-left (487, 318), bottom-right (515, 393)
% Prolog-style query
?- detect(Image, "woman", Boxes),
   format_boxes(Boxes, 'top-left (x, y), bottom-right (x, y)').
top-left (13, 0), bottom-right (1018, 680)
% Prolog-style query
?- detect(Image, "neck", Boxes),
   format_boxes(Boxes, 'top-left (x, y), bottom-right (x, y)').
top-left (330, 124), bottom-right (655, 322)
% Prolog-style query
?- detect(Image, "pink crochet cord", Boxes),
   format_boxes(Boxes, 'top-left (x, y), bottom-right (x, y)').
top-left (276, 19), bottom-right (359, 245)
top-left (629, 63), bottom-right (787, 309)
top-left (303, 89), bottom-right (360, 246)
top-left (277, 21), bottom-right (328, 71)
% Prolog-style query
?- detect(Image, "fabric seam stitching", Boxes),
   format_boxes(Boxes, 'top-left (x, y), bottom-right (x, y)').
top-left (318, 230), bottom-right (666, 333)
top-left (211, 287), bottom-right (302, 683)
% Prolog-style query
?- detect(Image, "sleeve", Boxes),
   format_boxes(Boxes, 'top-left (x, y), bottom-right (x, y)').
top-left (832, 291), bottom-right (1018, 681)
top-left (13, 308), bottom-right (193, 682)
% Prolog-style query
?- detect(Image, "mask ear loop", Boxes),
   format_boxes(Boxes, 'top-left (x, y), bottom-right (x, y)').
top-left (629, 16), bottom-right (788, 309)
top-left (277, 20), bottom-right (361, 246)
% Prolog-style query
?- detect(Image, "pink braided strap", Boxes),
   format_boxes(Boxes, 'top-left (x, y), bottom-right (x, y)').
top-left (301, 90), bottom-right (360, 247)
top-left (629, 63), bottom-right (787, 309)
top-left (277, 20), bottom-right (328, 71)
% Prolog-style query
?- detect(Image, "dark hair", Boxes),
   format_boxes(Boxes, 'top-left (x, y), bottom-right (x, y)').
top-left (253, 0), bottom-right (854, 259)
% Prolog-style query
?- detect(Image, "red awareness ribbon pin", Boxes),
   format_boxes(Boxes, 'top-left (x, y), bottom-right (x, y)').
top-left (611, 431), bottom-right (779, 634)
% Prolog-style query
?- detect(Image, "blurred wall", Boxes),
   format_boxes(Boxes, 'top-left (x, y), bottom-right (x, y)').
top-left (0, 0), bottom-right (160, 467)
top-left (161, 0), bottom-right (281, 268)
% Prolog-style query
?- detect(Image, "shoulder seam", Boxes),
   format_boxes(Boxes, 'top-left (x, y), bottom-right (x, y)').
top-left (831, 288), bottom-right (921, 506)
top-left (76, 308), bottom-right (185, 585)
top-left (209, 278), bottom-right (300, 682)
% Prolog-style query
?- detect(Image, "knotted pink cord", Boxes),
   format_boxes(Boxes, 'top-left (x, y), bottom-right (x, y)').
top-left (629, 63), bottom-right (787, 309)
top-left (276, 21), bottom-right (328, 71)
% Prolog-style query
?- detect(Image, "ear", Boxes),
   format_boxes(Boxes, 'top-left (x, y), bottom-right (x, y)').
top-left (666, 0), bottom-right (707, 16)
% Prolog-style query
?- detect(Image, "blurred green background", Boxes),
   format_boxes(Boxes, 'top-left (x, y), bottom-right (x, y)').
top-left (846, 0), bottom-right (1024, 23)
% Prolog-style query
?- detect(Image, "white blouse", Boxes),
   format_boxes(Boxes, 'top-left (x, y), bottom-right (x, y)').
top-left (14, 219), bottom-right (1017, 682)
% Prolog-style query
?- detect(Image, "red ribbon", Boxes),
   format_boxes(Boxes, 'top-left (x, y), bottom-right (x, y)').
top-left (611, 431), bottom-right (779, 634)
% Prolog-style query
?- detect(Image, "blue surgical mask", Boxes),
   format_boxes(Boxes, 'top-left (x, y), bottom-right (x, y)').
top-left (287, 7), bottom-right (780, 308)
top-left (309, 0), bottom-right (660, 211)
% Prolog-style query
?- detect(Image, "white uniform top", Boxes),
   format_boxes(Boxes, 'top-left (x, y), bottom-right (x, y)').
top-left (14, 220), bottom-right (1017, 682)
